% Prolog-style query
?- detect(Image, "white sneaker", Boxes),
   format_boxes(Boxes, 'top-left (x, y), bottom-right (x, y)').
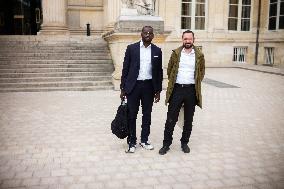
top-left (140, 142), bottom-right (154, 150)
top-left (125, 145), bottom-right (136, 153)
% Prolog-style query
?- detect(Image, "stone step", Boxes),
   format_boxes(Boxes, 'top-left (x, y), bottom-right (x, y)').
top-left (0, 36), bottom-right (113, 92)
top-left (0, 40), bottom-right (107, 45)
top-left (0, 72), bottom-right (111, 78)
top-left (0, 49), bottom-right (109, 53)
top-left (0, 67), bottom-right (114, 73)
top-left (0, 80), bottom-right (112, 88)
top-left (0, 53), bottom-right (111, 57)
top-left (0, 36), bottom-right (106, 42)
top-left (0, 52), bottom-right (110, 56)
top-left (0, 43), bottom-right (109, 46)
top-left (0, 56), bottom-right (112, 60)
top-left (0, 76), bottom-right (111, 83)
top-left (0, 48), bottom-right (109, 52)
top-left (0, 40), bottom-right (107, 44)
top-left (0, 57), bottom-right (112, 61)
top-left (0, 85), bottom-right (114, 92)
top-left (0, 59), bottom-right (113, 64)
top-left (0, 44), bottom-right (108, 47)
top-left (0, 47), bottom-right (109, 50)
top-left (0, 53), bottom-right (111, 60)
top-left (0, 63), bottom-right (113, 69)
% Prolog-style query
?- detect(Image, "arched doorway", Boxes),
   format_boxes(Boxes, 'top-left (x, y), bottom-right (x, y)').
top-left (0, 0), bottom-right (42, 35)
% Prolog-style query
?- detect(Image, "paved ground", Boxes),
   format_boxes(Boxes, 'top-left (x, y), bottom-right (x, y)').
top-left (0, 67), bottom-right (283, 189)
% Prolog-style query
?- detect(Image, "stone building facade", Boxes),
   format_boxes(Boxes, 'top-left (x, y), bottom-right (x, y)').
top-left (33, 0), bottom-right (284, 68)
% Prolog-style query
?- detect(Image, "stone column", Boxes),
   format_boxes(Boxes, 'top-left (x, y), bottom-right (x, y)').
top-left (39, 0), bottom-right (69, 35)
top-left (104, 0), bottom-right (121, 31)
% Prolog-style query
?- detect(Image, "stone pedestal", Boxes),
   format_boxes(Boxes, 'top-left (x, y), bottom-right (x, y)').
top-left (103, 15), bottom-right (169, 90)
top-left (38, 0), bottom-right (69, 35)
top-left (115, 15), bottom-right (164, 33)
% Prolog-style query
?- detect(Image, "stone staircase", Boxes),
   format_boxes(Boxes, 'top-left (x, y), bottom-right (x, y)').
top-left (0, 36), bottom-right (114, 92)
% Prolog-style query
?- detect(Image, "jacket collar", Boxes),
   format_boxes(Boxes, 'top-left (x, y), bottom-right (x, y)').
top-left (139, 40), bottom-right (152, 48)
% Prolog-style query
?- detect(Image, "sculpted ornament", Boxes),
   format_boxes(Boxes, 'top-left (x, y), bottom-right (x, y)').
top-left (121, 0), bottom-right (156, 15)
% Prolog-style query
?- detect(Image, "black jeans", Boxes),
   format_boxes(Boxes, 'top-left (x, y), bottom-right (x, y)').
top-left (163, 84), bottom-right (196, 147)
top-left (126, 80), bottom-right (154, 146)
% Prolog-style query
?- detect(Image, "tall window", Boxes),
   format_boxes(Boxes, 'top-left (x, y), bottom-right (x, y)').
top-left (269, 0), bottom-right (284, 30)
top-left (228, 0), bottom-right (251, 31)
top-left (181, 0), bottom-right (206, 30)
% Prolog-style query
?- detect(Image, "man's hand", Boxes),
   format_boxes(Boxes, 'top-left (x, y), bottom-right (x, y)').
top-left (120, 90), bottom-right (126, 100)
top-left (154, 92), bottom-right (160, 103)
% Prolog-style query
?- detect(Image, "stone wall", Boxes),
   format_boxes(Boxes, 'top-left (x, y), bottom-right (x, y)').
top-left (38, 0), bottom-right (284, 67)
top-left (67, 0), bottom-right (104, 34)
top-left (157, 0), bottom-right (284, 67)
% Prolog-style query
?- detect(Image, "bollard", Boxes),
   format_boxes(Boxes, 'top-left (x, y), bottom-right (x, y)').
top-left (86, 23), bottom-right (90, 36)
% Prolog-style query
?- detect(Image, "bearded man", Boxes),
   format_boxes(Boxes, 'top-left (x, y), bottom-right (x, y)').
top-left (159, 30), bottom-right (205, 155)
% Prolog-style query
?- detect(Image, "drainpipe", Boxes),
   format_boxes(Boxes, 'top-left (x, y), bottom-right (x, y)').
top-left (254, 0), bottom-right (261, 65)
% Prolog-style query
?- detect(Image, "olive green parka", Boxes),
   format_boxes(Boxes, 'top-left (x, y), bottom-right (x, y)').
top-left (165, 45), bottom-right (205, 108)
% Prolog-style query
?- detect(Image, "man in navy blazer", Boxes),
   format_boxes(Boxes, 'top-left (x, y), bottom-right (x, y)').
top-left (120, 26), bottom-right (163, 153)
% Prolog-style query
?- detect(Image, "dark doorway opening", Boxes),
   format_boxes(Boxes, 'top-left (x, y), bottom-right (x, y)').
top-left (0, 0), bottom-right (42, 35)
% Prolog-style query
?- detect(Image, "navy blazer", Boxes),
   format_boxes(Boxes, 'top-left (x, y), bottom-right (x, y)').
top-left (120, 41), bottom-right (163, 94)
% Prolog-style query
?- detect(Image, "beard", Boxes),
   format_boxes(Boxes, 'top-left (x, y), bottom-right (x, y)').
top-left (183, 43), bottom-right (193, 49)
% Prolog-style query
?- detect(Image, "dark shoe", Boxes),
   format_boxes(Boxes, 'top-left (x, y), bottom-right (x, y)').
top-left (159, 146), bottom-right (170, 155)
top-left (181, 144), bottom-right (190, 153)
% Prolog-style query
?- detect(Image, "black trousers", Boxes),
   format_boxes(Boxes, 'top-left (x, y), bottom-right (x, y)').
top-left (126, 80), bottom-right (154, 146)
top-left (163, 84), bottom-right (196, 147)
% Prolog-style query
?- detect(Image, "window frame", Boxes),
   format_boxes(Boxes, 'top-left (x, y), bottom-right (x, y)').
top-left (181, 0), bottom-right (207, 31)
top-left (264, 47), bottom-right (275, 65)
top-left (228, 0), bottom-right (252, 31)
top-left (268, 0), bottom-right (284, 30)
top-left (233, 46), bottom-right (248, 63)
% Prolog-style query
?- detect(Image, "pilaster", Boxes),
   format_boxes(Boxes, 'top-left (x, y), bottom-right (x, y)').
top-left (39, 0), bottom-right (69, 35)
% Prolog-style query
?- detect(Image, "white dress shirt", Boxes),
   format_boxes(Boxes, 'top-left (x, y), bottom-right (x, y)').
top-left (137, 40), bottom-right (152, 80)
top-left (176, 48), bottom-right (195, 84)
